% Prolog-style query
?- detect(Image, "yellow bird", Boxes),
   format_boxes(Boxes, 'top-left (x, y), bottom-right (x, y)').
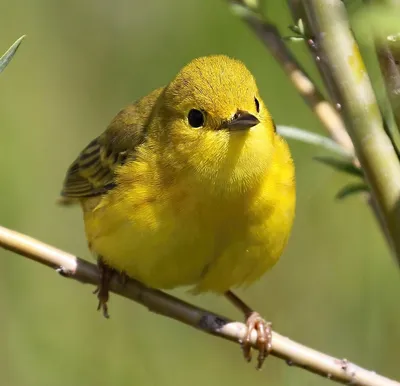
top-left (60, 55), bottom-right (295, 368)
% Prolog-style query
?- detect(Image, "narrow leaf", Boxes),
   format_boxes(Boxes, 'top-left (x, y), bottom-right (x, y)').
top-left (313, 156), bottom-right (364, 178)
top-left (336, 182), bottom-right (369, 200)
top-left (277, 125), bottom-right (353, 159)
top-left (0, 35), bottom-right (26, 74)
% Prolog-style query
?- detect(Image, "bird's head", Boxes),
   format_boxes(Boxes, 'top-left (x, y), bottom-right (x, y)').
top-left (152, 55), bottom-right (277, 194)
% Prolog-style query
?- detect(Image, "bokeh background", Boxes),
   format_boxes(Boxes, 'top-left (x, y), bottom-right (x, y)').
top-left (1, 1), bottom-right (399, 385)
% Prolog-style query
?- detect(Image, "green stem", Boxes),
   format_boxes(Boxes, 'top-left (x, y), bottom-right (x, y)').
top-left (302, 0), bottom-right (400, 264)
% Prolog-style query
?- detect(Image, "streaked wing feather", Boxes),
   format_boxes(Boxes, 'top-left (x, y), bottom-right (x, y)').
top-left (61, 136), bottom-right (124, 197)
top-left (60, 87), bottom-right (164, 200)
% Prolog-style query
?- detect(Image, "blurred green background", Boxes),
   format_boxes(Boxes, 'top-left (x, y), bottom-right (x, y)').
top-left (1, 1), bottom-right (399, 385)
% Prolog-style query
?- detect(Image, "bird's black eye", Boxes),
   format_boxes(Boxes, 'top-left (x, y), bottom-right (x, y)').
top-left (254, 97), bottom-right (260, 113)
top-left (188, 109), bottom-right (205, 128)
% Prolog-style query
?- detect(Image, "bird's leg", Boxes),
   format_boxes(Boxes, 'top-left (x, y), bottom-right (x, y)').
top-left (225, 290), bottom-right (272, 370)
top-left (93, 258), bottom-right (114, 319)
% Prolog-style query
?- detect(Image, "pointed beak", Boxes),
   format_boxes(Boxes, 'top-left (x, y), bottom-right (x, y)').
top-left (223, 110), bottom-right (260, 131)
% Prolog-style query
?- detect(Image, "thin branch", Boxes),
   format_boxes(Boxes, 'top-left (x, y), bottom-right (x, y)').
top-left (0, 225), bottom-right (399, 386)
top-left (356, 0), bottom-right (400, 155)
top-left (377, 35), bottom-right (400, 136)
top-left (300, 0), bottom-right (400, 265)
top-left (287, 1), bottom-right (396, 252)
top-left (227, 0), bottom-right (354, 155)
top-left (287, 0), bottom-right (346, 114)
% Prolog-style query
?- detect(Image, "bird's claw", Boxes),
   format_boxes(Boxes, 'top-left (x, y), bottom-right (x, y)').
top-left (93, 259), bottom-right (113, 319)
top-left (93, 285), bottom-right (110, 319)
top-left (242, 312), bottom-right (272, 370)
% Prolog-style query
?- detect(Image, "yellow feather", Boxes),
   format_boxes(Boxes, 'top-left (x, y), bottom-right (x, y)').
top-left (61, 55), bottom-right (295, 294)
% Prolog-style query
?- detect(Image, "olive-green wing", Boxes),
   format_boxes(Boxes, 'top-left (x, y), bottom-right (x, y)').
top-left (60, 88), bottom-right (164, 199)
top-left (60, 134), bottom-right (130, 198)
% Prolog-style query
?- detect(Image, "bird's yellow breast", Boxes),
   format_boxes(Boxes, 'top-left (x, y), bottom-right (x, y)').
top-left (82, 131), bottom-right (295, 294)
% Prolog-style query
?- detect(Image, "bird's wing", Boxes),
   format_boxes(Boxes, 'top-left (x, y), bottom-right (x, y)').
top-left (60, 134), bottom-right (131, 198)
top-left (60, 88), bottom-right (163, 199)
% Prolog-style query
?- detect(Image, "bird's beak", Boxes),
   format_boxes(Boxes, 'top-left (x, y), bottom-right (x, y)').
top-left (223, 110), bottom-right (260, 131)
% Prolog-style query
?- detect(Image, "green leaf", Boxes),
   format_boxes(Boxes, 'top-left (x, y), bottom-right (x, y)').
top-left (313, 156), bottom-right (364, 177)
top-left (336, 182), bottom-right (369, 200)
top-left (290, 19), bottom-right (305, 35)
top-left (288, 24), bottom-right (302, 35)
top-left (283, 36), bottom-right (306, 42)
top-left (277, 125), bottom-right (354, 159)
top-left (285, 20), bottom-right (307, 41)
top-left (0, 35), bottom-right (25, 74)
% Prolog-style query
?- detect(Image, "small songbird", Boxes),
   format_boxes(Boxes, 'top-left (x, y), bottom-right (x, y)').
top-left (60, 55), bottom-right (295, 368)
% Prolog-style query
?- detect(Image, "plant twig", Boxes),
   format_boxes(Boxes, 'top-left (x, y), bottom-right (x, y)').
top-left (227, 0), bottom-right (354, 155)
top-left (377, 34), bottom-right (400, 135)
top-left (355, 1), bottom-right (400, 153)
top-left (300, 0), bottom-right (400, 264)
top-left (0, 225), bottom-right (399, 386)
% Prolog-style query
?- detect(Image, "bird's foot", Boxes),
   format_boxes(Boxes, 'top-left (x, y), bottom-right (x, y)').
top-left (93, 259), bottom-right (114, 318)
top-left (242, 312), bottom-right (272, 370)
top-left (118, 270), bottom-right (129, 286)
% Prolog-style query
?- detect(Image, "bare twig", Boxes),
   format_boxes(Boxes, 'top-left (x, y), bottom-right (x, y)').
top-left (227, 0), bottom-right (354, 154)
top-left (0, 224), bottom-right (398, 386)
